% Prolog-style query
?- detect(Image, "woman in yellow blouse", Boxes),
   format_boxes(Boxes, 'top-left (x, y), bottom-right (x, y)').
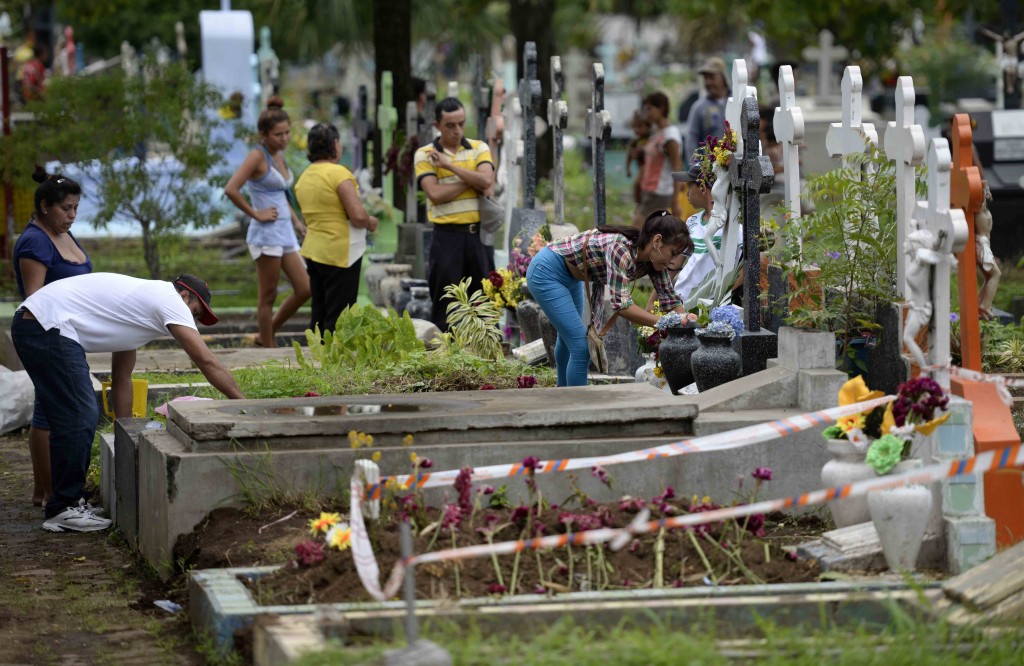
top-left (294, 124), bottom-right (378, 333)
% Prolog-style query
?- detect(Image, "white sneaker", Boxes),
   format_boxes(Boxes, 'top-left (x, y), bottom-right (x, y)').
top-left (42, 502), bottom-right (112, 533)
top-left (80, 499), bottom-right (106, 517)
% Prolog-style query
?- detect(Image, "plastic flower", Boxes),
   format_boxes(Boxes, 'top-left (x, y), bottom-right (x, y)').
top-left (517, 375), bottom-right (537, 388)
top-left (893, 377), bottom-right (950, 436)
top-left (866, 434), bottom-right (906, 475)
top-left (309, 512), bottom-right (341, 536)
top-left (591, 465), bottom-right (611, 487)
top-left (371, 451), bottom-right (382, 462)
top-left (825, 376), bottom-right (886, 440)
top-left (402, 434), bottom-right (414, 446)
top-left (294, 540), bottom-right (325, 567)
top-left (522, 456), bottom-right (540, 471)
top-left (325, 523), bottom-right (352, 551)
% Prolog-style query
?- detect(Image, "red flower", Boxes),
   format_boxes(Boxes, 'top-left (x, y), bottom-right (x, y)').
top-left (480, 385), bottom-right (496, 390)
top-left (303, 391), bottom-right (320, 397)
top-left (294, 540), bottom-right (325, 567)
top-left (516, 375), bottom-right (537, 388)
top-left (487, 271), bottom-right (504, 289)
top-left (522, 456), bottom-right (540, 471)
top-left (486, 583), bottom-right (507, 594)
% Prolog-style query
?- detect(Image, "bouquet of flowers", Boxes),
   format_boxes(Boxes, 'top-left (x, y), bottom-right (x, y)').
top-left (692, 122), bottom-right (738, 192)
top-left (821, 376), bottom-right (887, 451)
top-left (481, 267), bottom-right (523, 309)
top-left (697, 305), bottom-right (744, 341)
top-left (360, 187), bottom-right (393, 219)
top-left (509, 224), bottom-right (552, 278)
top-left (866, 377), bottom-right (949, 475)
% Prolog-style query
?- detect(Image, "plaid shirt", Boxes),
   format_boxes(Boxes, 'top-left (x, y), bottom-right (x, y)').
top-left (548, 230), bottom-right (683, 328)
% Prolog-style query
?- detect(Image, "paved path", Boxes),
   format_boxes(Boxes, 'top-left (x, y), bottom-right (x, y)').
top-left (0, 433), bottom-right (200, 665)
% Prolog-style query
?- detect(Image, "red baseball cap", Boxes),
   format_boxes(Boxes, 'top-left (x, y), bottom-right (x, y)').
top-left (173, 274), bottom-right (219, 326)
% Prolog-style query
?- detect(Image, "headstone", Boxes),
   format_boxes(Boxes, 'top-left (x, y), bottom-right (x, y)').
top-left (949, 114), bottom-right (984, 371)
top-left (114, 418), bottom-right (151, 549)
top-left (586, 63), bottom-right (612, 228)
top-left (548, 55), bottom-right (569, 226)
top-left (353, 85), bottom-right (372, 173)
top-left (519, 42), bottom-right (542, 210)
top-left (447, 81), bottom-right (458, 98)
top-left (801, 29), bottom-right (848, 101)
top-left (908, 139), bottom-right (969, 390)
top-left (772, 65), bottom-right (804, 233)
top-left (732, 96), bottom-right (778, 375)
top-left (882, 76), bottom-right (926, 297)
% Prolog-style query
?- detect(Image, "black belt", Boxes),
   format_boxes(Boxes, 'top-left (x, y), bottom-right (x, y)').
top-left (434, 223), bottom-right (479, 234)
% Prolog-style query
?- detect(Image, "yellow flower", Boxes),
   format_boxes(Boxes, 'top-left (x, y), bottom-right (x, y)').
top-left (326, 524), bottom-right (352, 551)
top-left (653, 366), bottom-right (664, 378)
top-left (309, 512), bottom-right (341, 535)
top-left (838, 376), bottom-right (884, 407)
top-left (914, 412), bottom-right (950, 436)
top-left (410, 452), bottom-right (418, 464)
top-left (371, 451), bottom-right (381, 462)
top-left (348, 430), bottom-right (358, 448)
top-left (881, 403), bottom-right (896, 435)
top-left (838, 413), bottom-right (865, 433)
top-left (402, 434), bottom-right (414, 446)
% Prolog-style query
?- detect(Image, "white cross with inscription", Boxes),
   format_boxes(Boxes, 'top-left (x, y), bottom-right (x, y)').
top-left (802, 29), bottom-right (848, 101)
top-left (882, 76), bottom-right (926, 298)
top-left (908, 139), bottom-right (969, 390)
top-left (772, 65), bottom-right (804, 234)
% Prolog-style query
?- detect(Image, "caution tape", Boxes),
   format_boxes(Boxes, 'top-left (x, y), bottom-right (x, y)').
top-left (948, 366), bottom-right (1024, 407)
top-left (350, 443), bottom-right (1023, 600)
top-left (363, 395), bottom-right (897, 500)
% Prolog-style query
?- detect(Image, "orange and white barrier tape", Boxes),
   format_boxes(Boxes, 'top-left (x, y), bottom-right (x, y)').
top-left (350, 443), bottom-right (1023, 600)
top-left (363, 395), bottom-right (896, 500)
top-left (948, 366), bottom-right (1024, 407)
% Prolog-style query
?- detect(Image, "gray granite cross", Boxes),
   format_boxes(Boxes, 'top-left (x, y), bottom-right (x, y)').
top-left (352, 85), bottom-right (372, 172)
top-left (418, 82), bottom-right (436, 149)
top-left (548, 55), bottom-right (568, 226)
top-left (519, 42), bottom-right (542, 209)
top-left (586, 63), bottom-right (612, 228)
top-left (730, 96), bottom-right (777, 372)
top-left (473, 56), bottom-right (488, 140)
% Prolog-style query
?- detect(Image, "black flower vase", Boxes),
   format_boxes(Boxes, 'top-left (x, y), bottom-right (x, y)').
top-left (657, 326), bottom-right (700, 394)
top-left (691, 332), bottom-right (741, 391)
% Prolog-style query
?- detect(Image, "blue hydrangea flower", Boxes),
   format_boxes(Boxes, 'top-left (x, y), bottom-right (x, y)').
top-left (697, 320), bottom-right (737, 340)
top-left (709, 305), bottom-right (744, 337)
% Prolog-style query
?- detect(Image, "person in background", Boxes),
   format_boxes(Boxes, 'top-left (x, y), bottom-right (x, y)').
top-left (12, 273), bottom-right (245, 533)
top-left (13, 168), bottom-right (92, 508)
top-left (413, 97), bottom-right (495, 331)
top-left (224, 96), bottom-right (310, 347)
top-left (686, 57), bottom-right (730, 160)
top-left (634, 92), bottom-right (684, 225)
top-left (526, 212), bottom-right (694, 387)
top-left (625, 110), bottom-right (651, 212)
top-left (294, 123), bottom-right (378, 334)
top-left (20, 43), bottom-right (47, 103)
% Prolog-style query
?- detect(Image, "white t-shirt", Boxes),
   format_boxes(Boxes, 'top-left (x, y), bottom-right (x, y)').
top-left (673, 211), bottom-right (743, 302)
top-left (21, 273), bottom-right (197, 353)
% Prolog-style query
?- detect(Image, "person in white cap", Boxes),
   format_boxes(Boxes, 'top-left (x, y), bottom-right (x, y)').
top-left (11, 272), bottom-right (245, 533)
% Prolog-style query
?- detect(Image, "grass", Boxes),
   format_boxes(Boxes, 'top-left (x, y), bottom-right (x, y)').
top-left (292, 613), bottom-right (1023, 666)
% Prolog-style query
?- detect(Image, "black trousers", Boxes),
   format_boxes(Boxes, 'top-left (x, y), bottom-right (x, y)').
top-left (307, 256), bottom-right (362, 334)
top-left (427, 226), bottom-right (489, 332)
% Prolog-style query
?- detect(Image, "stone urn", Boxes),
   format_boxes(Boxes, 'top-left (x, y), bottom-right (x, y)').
top-left (364, 253), bottom-right (394, 307)
top-left (406, 286), bottom-right (433, 321)
top-left (393, 277), bottom-right (428, 315)
top-left (690, 332), bottom-right (741, 392)
top-left (821, 438), bottom-right (875, 528)
top-left (657, 326), bottom-right (699, 395)
top-left (380, 264), bottom-right (412, 313)
top-left (867, 458), bottom-right (933, 572)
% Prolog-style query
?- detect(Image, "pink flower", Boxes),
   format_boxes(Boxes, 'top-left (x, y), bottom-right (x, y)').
top-left (618, 496), bottom-right (645, 513)
top-left (752, 467), bottom-right (773, 481)
top-left (522, 456), bottom-right (540, 471)
top-left (294, 540), bottom-right (325, 567)
top-left (454, 467), bottom-right (474, 515)
top-left (591, 465), bottom-right (611, 487)
top-left (534, 585), bottom-right (547, 594)
top-left (441, 504), bottom-right (463, 530)
top-left (785, 550), bottom-right (798, 561)
top-left (486, 583), bottom-right (507, 595)
top-left (516, 375), bottom-right (537, 388)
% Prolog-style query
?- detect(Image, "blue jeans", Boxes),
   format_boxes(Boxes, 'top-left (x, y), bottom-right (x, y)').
top-left (526, 247), bottom-right (589, 386)
top-left (12, 310), bottom-right (99, 518)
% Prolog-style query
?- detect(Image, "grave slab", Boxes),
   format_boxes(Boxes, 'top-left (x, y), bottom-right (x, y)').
top-left (99, 433), bottom-right (116, 523)
top-left (114, 418), bottom-right (152, 549)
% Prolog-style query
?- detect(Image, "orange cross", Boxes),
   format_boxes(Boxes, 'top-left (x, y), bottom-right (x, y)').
top-left (949, 114), bottom-right (982, 371)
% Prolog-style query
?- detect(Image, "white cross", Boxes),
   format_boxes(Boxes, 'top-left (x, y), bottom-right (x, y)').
top-left (802, 29), bottom-right (848, 101)
top-left (882, 76), bottom-right (925, 298)
top-left (909, 139), bottom-right (969, 389)
top-left (547, 56), bottom-right (568, 226)
top-left (826, 66), bottom-right (879, 162)
top-left (725, 59), bottom-right (758, 158)
top-left (772, 65), bottom-right (804, 230)
top-left (447, 81), bottom-right (459, 98)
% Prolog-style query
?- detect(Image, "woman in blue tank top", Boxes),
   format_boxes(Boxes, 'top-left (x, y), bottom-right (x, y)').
top-left (225, 97), bottom-right (310, 347)
top-left (13, 167), bottom-right (92, 507)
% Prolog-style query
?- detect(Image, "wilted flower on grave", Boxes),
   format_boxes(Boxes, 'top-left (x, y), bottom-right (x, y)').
top-left (752, 467), bottom-right (773, 482)
top-left (517, 375), bottom-right (537, 388)
top-left (558, 512), bottom-right (602, 531)
top-left (652, 486), bottom-right (676, 512)
top-left (325, 523), bottom-right (352, 551)
top-left (511, 505), bottom-right (533, 525)
top-left (441, 504), bottom-right (463, 530)
top-left (686, 499), bottom-right (722, 539)
top-left (591, 465), bottom-right (611, 488)
top-left (454, 467), bottom-right (474, 515)
top-left (309, 512), bottom-right (341, 536)
top-left (294, 540), bottom-right (325, 567)
top-left (744, 513), bottom-right (767, 538)
top-left (618, 496), bottom-right (646, 513)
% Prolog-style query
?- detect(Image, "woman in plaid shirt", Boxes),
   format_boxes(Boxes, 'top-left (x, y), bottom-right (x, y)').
top-left (526, 211), bottom-right (694, 386)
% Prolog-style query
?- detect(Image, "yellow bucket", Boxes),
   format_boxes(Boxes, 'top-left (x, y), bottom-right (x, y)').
top-left (100, 379), bottom-right (149, 418)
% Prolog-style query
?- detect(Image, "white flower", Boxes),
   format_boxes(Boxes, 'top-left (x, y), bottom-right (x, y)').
top-left (847, 427), bottom-right (869, 453)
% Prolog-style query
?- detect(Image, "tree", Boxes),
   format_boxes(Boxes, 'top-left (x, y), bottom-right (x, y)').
top-left (2, 59), bottom-right (232, 278)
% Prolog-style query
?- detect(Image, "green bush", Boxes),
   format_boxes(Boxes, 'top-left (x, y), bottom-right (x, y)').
top-left (295, 305), bottom-right (423, 371)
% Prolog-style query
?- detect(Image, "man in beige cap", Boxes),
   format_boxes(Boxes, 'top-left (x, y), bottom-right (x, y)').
top-left (685, 57), bottom-right (731, 159)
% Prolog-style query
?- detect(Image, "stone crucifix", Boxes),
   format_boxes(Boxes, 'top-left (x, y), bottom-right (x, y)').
top-left (882, 76), bottom-right (926, 298)
top-left (906, 139), bottom-right (969, 390)
top-left (802, 29), bottom-right (848, 101)
top-left (353, 85), bottom-right (371, 172)
top-left (586, 63), bottom-right (612, 228)
top-left (548, 55), bottom-right (568, 226)
top-left (519, 42), bottom-right (542, 209)
top-left (405, 100), bottom-right (419, 225)
top-left (772, 65), bottom-right (804, 235)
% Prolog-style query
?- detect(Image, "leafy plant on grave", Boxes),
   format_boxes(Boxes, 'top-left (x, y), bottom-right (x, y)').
top-left (294, 304), bottom-right (423, 371)
top-left (779, 145), bottom-right (916, 374)
top-left (437, 278), bottom-right (504, 361)
top-left (0, 56), bottom-right (231, 279)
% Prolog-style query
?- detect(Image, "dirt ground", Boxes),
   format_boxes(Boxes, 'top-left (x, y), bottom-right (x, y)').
top-left (0, 432), bottom-right (201, 666)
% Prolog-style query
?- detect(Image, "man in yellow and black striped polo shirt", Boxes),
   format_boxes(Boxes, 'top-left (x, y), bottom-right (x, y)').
top-left (414, 98), bottom-right (495, 331)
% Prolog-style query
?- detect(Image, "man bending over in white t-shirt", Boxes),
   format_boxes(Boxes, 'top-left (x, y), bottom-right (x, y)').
top-left (12, 272), bottom-right (245, 533)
